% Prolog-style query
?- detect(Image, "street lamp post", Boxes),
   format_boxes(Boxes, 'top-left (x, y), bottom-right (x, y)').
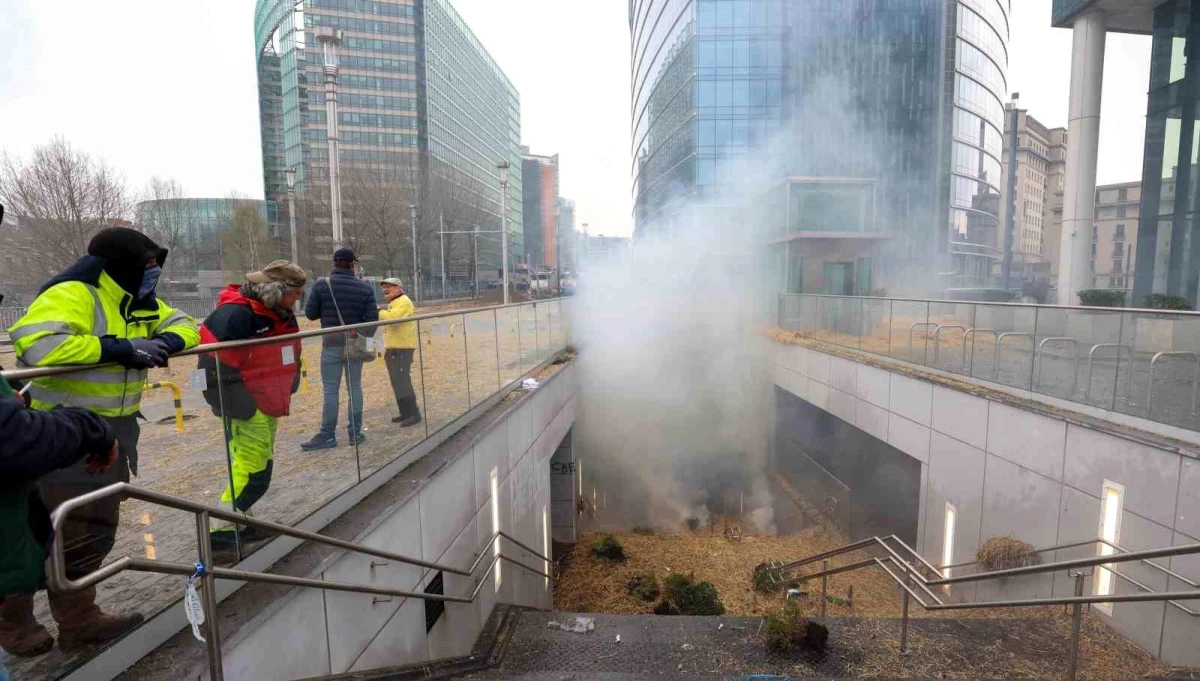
top-left (439, 213), bottom-right (447, 300)
top-left (285, 168), bottom-right (299, 266)
top-left (409, 203), bottom-right (420, 303)
top-left (317, 28), bottom-right (345, 247)
top-left (496, 160), bottom-right (510, 305)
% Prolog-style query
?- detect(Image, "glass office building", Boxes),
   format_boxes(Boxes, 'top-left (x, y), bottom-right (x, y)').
top-left (1134, 0), bottom-right (1200, 304)
top-left (630, 0), bottom-right (1010, 292)
top-left (254, 0), bottom-right (522, 279)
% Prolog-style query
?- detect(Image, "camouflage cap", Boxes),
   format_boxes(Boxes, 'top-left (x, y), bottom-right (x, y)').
top-left (246, 260), bottom-right (307, 288)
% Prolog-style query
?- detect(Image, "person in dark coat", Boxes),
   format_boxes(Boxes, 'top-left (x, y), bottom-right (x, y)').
top-left (0, 370), bottom-right (118, 658)
top-left (301, 248), bottom-right (379, 450)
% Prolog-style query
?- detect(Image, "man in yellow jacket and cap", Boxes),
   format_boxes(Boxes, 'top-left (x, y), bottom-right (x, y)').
top-left (6, 227), bottom-right (199, 650)
top-left (379, 278), bottom-right (421, 427)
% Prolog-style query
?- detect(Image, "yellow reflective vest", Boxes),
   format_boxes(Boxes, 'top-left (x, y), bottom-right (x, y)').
top-left (9, 271), bottom-right (200, 417)
top-left (379, 295), bottom-right (418, 349)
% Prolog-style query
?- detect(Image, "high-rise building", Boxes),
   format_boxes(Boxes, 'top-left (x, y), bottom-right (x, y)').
top-left (1000, 108), bottom-right (1065, 292)
top-left (1090, 182), bottom-right (1140, 295)
top-left (253, 0), bottom-right (522, 282)
top-left (521, 149), bottom-right (559, 269)
top-left (557, 197), bottom-right (577, 272)
top-left (630, 0), bottom-right (1011, 295)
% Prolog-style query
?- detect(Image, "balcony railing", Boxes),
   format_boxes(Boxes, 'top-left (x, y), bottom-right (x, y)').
top-left (779, 293), bottom-right (1200, 433)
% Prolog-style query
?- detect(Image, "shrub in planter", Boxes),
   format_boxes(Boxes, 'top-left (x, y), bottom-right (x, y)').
top-left (1078, 289), bottom-right (1125, 307)
top-left (590, 535), bottom-right (626, 562)
top-left (1144, 293), bottom-right (1193, 311)
top-left (752, 562), bottom-right (783, 594)
top-left (626, 572), bottom-right (660, 602)
top-left (977, 536), bottom-right (1042, 571)
top-left (657, 573), bottom-right (725, 616)
top-left (763, 600), bottom-right (829, 654)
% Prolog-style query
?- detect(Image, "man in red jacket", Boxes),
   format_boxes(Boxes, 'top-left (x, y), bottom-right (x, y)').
top-left (197, 261), bottom-right (305, 549)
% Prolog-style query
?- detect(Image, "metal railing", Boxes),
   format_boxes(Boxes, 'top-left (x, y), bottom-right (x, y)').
top-left (778, 292), bottom-right (1200, 432)
top-left (769, 534), bottom-right (1200, 681)
top-left (2, 295), bottom-right (571, 681)
top-left (49, 482), bottom-right (552, 681)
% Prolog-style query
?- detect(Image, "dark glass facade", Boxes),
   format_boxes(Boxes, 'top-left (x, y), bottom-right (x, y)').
top-left (1134, 0), bottom-right (1200, 304)
top-left (254, 0), bottom-right (521, 278)
top-left (630, 0), bottom-right (1010, 289)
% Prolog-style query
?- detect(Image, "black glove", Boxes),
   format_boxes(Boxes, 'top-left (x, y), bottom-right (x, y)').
top-left (127, 339), bottom-right (169, 369)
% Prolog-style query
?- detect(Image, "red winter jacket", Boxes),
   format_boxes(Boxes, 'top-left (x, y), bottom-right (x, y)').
top-left (197, 286), bottom-right (302, 419)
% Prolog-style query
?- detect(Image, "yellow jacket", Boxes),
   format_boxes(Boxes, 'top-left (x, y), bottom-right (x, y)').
top-left (379, 295), bottom-right (417, 349)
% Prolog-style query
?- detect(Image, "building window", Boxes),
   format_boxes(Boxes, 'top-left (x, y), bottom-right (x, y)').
top-left (491, 467), bottom-right (501, 591)
top-left (1113, 259), bottom-right (1123, 273)
top-left (1115, 224), bottom-right (1126, 240)
top-left (1116, 206), bottom-right (1127, 218)
top-left (1118, 188), bottom-right (1128, 201)
top-left (1092, 225), bottom-right (1098, 240)
top-left (941, 503), bottom-right (957, 579)
top-left (1095, 480), bottom-right (1124, 615)
top-left (1092, 243), bottom-right (1097, 257)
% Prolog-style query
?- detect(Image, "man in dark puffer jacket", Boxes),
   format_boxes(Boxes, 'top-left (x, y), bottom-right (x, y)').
top-left (301, 248), bottom-right (378, 450)
top-left (0, 370), bottom-right (118, 659)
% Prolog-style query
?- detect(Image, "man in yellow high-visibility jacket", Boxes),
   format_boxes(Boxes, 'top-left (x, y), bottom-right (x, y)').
top-left (379, 278), bottom-right (421, 427)
top-left (6, 227), bottom-right (199, 651)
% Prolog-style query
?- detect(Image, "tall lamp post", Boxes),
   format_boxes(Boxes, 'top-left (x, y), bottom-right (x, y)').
top-left (496, 160), bottom-right (510, 304)
top-left (285, 167), bottom-right (299, 265)
top-left (1002, 92), bottom-right (1020, 292)
top-left (409, 203), bottom-right (420, 303)
top-left (317, 27), bottom-right (345, 247)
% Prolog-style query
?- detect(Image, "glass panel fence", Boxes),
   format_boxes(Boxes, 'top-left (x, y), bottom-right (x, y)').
top-left (888, 299), bottom-right (931, 365)
top-left (465, 309), bottom-right (502, 408)
top-left (925, 302), bottom-right (975, 373)
top-left (518, 303), bottom-right (539, 373)
top-left (970, 302), bottom-right (1037, 391)
top-left (356, 320), bottom-right (429, 478)
top-left (777, 293), bottom-right (1200, 434)
top-left (496, 305), bottom-right (523, 387)
top-left (417, 315), bottom-right (471, 435)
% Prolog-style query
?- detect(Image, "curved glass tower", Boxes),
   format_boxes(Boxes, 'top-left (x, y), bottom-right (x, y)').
top-left (630, 0), bottom-right (1010, 292)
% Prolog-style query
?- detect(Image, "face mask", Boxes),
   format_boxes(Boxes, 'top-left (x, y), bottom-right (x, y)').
top-left (139, 265), bottom-right (162, 299)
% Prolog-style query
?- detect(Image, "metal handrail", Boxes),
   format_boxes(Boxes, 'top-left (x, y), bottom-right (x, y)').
top-left (1035, 336), bottom-right (1081, 394)
top-left (932, 324), bottom-right (965, 367)
top-left (49, 482), bottom-right (552, 681)
top-left (1, 296), bottom-right (570, 381)
top-left (993, 331), bottom-right (1034, 380)
top-left (784, 535), bottom-right (1200, 681)
top-left (961, 328), bottom-right (997, 374)
top-left (1084, 344), bottom-right (1133, 404)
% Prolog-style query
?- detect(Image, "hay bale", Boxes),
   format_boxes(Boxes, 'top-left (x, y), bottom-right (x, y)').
top-left (661, 573), bottom-right (725, 616)
top-left (763, 601), bottom-right (828, 654)
top-left (626, 572), bottom-right (660, 602)
top-left (590, 535), bottom-right (627, 562)
top-left (752, 562), bottom-right (783, 593)
top-left (977, 537), bottom-right (1042, 571)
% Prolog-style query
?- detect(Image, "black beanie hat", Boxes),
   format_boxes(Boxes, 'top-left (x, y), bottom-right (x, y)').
top-left (87, 228), bottom-right (169, 296)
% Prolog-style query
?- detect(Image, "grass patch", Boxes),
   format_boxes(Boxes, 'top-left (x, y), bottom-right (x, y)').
top-left (977, 537), bottom-right (1042, 571)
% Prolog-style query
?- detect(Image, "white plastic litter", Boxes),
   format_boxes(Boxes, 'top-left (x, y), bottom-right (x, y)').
top-left (522, 378), bottom-right (539, 390)
top-left (546, 616), bottom-right (594, 633)
top-left (615, 634), bottom-right (621, 643)
top-left (681, 643), bottom-right (694, 651)
top-left (718, 623), bottom-right (724, 631)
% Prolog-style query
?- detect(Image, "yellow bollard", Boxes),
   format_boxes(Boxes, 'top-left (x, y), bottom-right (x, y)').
top-left (143, 381), bottom-right (185, 432)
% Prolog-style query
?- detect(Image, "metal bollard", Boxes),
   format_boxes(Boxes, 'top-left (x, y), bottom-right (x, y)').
top-left (900, 587), bottom-right (911, 654)
top-left (1066, 572), bottom-right (1085, 681)
top-left (195, 512), bottom-right (224, 681)
top-left (821, 559), bottom-right (828, 618)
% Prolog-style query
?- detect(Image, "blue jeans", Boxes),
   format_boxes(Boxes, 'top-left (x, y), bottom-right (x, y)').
top-left (319, 344), bottom-right (364, 440)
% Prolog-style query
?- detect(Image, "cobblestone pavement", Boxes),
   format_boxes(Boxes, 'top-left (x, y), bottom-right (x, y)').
top-left (4, 305), bottom-right (566, 681)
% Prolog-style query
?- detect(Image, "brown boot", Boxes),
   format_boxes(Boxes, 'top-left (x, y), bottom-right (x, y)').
top-left (0, 593), bottom-right (54, 656)
top-left (49, 586), bottom-right (144, 650)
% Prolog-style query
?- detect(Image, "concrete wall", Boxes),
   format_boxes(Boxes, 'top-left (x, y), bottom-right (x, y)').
top-left (772, 340), bottom-right (1200, 665)
top-left (550, 427), bottom-right (578, 543)
top-left (215, 362), bottom-right (580, 680)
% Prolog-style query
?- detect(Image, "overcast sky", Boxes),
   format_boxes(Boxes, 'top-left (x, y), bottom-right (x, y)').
top-left (0, 1), bottom-right (1152, 239)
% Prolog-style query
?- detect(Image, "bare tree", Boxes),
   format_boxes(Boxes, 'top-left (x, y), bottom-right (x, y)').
top-left (341, 159), bottom-right (419, 279)
top-left (136, 176), bottom-right (190, 291)
top-left (0, 138), bottom-right (132, 291)
top-left (218, 192), bottom-right (277, 274)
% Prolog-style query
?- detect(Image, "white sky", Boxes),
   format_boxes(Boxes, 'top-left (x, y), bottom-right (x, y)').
top-left (0, 1), bottom-right (1153, 239)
